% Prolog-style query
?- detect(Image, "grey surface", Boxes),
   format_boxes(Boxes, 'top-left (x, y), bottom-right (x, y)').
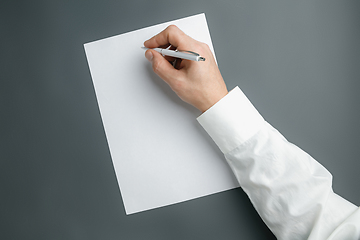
top-left (1, 0), bottom-right (359, 239)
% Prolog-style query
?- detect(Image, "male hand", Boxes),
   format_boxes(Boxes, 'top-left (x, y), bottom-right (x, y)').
top-left (144, 25), bottom-right (228, 113)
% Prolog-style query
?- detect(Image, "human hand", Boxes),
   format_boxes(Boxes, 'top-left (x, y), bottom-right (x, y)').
top-left (144, 25), bottom-right (228, 113)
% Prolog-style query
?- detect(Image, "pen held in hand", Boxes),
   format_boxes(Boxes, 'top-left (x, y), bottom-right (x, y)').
top-left (141, 47), bottom-right (205, 62)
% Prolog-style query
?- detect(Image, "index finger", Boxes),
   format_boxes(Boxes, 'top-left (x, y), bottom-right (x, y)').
top-left (144, 25), bottom-right (192, 49)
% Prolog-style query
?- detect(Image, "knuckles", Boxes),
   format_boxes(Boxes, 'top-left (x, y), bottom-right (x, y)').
top-left (199, 42), bottom-right (210, 53)
top-left (202, 42), bottom-right (210, 50)
top-left (166, 25), bottom-right (180, 32)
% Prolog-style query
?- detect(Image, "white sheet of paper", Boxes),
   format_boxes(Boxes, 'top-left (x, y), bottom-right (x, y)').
top-left (84, 13), bottom-right (239, 215)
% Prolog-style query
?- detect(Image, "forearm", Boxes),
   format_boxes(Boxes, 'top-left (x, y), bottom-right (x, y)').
top-left (198, 86), bottom-right (358, 239)
top-left (225, 121), bottom-right (357, 239)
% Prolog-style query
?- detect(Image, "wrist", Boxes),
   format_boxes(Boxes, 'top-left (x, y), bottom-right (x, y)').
top-left (198, 90), bottom-right (229, 113)
top-left (197, 86), bottom-right (264, 153)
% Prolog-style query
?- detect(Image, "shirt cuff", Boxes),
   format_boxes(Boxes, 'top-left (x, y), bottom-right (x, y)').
top-left (197, 86), bottom-right (265, 154)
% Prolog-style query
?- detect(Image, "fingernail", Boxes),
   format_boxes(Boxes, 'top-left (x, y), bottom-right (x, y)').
top-left (145, 50), bottom-right (153, 62)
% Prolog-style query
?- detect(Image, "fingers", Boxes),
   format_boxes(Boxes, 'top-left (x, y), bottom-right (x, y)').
top-left (144, 25), bottom-right (191, 49)
top-left (145, 49), bottom-right (183, 85)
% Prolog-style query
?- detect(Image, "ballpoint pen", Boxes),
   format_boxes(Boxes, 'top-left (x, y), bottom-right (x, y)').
top-left (141, 47), bottom-right (205, 61)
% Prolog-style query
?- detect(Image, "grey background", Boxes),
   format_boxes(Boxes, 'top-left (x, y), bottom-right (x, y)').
top-left (1, 0), bottom-right (359, 239)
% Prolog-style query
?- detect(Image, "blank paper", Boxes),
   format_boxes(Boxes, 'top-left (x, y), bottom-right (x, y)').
top-left (84, 13), bottom-right (239, 215)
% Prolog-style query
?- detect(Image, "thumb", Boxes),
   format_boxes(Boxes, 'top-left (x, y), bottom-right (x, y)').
top-left (145, 49), bottom-right (180, 85)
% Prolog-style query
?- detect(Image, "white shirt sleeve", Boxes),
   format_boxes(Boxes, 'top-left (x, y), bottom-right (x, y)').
top-left (197, 86), bottom-right (360, 240)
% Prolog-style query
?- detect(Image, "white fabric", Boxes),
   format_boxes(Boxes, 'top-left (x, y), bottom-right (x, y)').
top-left (197, 86), bottom-right (360, 240)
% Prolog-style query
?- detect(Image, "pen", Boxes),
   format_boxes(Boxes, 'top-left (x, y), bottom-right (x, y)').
top-left (141, 47), bottom-right (205, 61)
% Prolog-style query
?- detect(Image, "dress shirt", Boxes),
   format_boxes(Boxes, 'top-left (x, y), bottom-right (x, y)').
top-left (197, 86), bottom-right (360, 240)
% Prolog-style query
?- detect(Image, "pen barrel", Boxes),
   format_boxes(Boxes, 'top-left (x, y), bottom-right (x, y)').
top-left (160, 49), bottom-right (199, 61)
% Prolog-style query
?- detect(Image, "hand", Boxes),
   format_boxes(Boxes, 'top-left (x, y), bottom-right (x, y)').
top-left (144, 25), bottom-right (228, 113)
